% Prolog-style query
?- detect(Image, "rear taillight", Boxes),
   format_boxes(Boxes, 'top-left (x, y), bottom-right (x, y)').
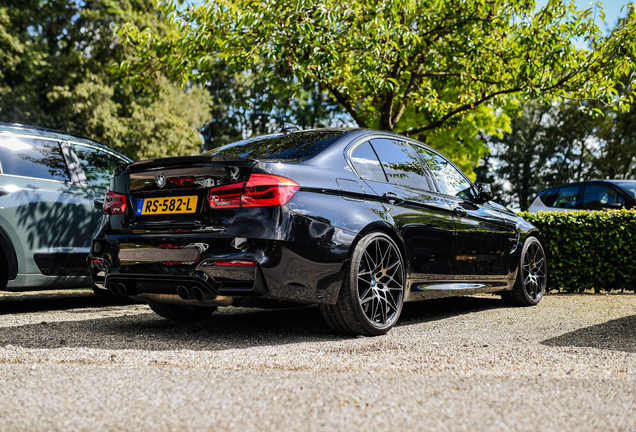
top-left (103, 191), bottom-right (127, 214)
top-left (207, 174), bottom-right (300, 209)
top-left (208, 182), bottom-right (246, 208)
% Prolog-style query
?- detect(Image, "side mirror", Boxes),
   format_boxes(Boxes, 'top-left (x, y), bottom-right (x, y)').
top-left (476, 183), bottom-right (494, 203)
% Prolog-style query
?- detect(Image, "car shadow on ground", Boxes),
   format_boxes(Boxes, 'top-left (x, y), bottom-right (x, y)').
top-left (0, 290), bottom-right (136, 315)
top-left (541, 314), bottom-right (636, 353)
top-left (0, 293), bottom-right (509, 351)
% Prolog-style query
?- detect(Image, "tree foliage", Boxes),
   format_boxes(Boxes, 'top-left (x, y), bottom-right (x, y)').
top-left (118, 0), bottom-right (635, 141)
top-left (201, 60), bottom-right (349, 151)
top-left (478, 100), bottom-right (603, 210)
top-left (479, 78), bottom-right (636, 211)
top-left (0, 0), bottom-right (211, 160)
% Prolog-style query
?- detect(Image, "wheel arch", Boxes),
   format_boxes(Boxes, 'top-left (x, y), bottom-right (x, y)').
top-left (0, 225), bottom-right (18, 288)
top-left (341, 220), bottom-right (409, 274)
top-left (524, 228), bottom-right (546, 251)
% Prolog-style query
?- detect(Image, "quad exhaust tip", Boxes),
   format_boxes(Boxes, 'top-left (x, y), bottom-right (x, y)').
top-left (107, 281), bottom-right (129, 296)
top-left (191, 286), bottom-right (205, 301)
top-left (176, 285), bottom-right (190, 300)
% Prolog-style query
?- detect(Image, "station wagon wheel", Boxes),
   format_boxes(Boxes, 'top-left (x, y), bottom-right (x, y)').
top-left (320, 232), bottom-right (405, 336)
top-left (502, 236), bottom-right (547, 306)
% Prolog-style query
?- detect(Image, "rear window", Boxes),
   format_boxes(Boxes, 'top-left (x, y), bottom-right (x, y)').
top-left (205, 130), bottom-right (347, 162)
top-left (615, 181), bottom-right (636, 200)
top-left (0, 136), bottom-right (70, 182)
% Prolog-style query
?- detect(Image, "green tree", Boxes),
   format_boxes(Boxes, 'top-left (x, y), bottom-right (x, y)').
top-left (593, 78), bottom-right (636, 178)
top-left (117, 0), bottom-right (635, 171)
top-left (479, 99), bottom-right (614, 210)
top-left (201, 60), bottom-right (349, 150)
top-left (0, 0), bottom-right (211, 160)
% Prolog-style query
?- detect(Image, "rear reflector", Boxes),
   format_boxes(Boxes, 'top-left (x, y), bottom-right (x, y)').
top-left (103, 191), bottom-right (127, 214)
top-left (215, 261), bottom-right (256, 266)
top-left (207, 174), bottom-right (299, 209)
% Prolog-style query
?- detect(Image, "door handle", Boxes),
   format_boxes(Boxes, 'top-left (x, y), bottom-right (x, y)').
top-left (382, 192), bottom-right (404, 205)
top-left (453, 206), bottom-right (468, 218)
top-left (94, 199), bottom-right (104, 208)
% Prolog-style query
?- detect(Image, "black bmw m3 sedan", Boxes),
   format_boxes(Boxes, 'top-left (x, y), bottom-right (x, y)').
top-left (88, 128), bottom-right (547, 335)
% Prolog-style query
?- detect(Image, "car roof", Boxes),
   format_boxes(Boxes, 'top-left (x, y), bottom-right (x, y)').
top-left (207, 127), bottom-right (446, 163)
top-left (541, 179), bottom-right (636, 192)
top-left (0, 122), bottom-right (132, 161)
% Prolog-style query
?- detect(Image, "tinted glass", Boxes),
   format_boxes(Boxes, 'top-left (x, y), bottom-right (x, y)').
top-left (350, 141), bottom-right (386, 182)
top-left (71, 144), bottom-right (128, 188)
top-left (415, 147), bottom-right (474, 199)
top-left (538, 189), bottom-right (559, 206)
top-left (616, 181), bottom-right (636, 199)
top-left (370, 138), bottom-right (431, 190)
top-left (581, 185), bottom-right (624, 209)
top-left (206, 130), bottom-right (347, 161)
top-left (548, 186), bottom-right (580, 208)
top-left (0, 136), bottom-right (70, 181)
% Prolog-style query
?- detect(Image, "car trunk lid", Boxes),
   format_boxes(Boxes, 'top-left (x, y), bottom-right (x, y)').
top-left (111, 156), bottom-right (257, 232)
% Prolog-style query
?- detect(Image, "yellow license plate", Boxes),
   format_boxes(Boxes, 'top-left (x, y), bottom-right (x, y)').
top-left (136, 196), bottom-right (198, 215)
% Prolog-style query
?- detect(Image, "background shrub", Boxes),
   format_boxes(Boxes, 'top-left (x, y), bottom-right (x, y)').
top-left (519, 210), bottom-right (636, 293)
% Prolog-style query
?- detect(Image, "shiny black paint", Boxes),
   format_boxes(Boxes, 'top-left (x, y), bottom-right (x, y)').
top-left (448, 197), bottom-right (516, 277)
top-left (89, 128), bottom-right (543, 307)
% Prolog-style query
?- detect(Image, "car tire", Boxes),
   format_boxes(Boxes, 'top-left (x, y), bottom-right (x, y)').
top-left (502, 236), bottom-right (547, 306)
top-left (320, 232), bottom-right (406, 336)
top-left (147, 301), bottom-right (217, 321)
top-left (0, 258), bottom-right (7, 290)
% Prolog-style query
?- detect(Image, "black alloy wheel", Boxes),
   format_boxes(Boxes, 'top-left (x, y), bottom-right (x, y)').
top-left (320, 232), bottom-right (405, 336)
top-left (148, 301), bottom-right (217, 321)
top-left (502, 236), bottom-right (547, 306)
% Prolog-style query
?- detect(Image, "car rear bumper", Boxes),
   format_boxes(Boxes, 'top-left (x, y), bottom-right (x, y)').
top-left (88, 215), bottom-right (356, 305)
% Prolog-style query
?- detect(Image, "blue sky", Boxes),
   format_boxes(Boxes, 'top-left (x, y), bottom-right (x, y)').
top-left (535, 1), bottom-right (632, 47)
top-left (536, 0), bottom-right (632, 29)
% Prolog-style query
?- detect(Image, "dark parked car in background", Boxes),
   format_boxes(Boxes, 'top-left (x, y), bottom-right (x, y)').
top-left (89, 127), bottom-right (547, 335)
top-left (0, 123), bottom-right (131, 292)
top-left (528, 180), bottom-right (636, 212)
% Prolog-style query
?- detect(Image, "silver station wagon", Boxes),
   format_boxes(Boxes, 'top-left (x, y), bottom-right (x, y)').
top-left (0, 123), bottom-right (130, 293)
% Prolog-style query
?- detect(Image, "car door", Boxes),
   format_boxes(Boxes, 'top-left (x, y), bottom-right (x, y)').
top-left (0, 135), bottom-right (93, 280)
top-left (68, 142), bottom-right (131, 236)
top-left (349, 138), bottom-right (456, 279)
top-left (414, 146), bottom-right (516, 277)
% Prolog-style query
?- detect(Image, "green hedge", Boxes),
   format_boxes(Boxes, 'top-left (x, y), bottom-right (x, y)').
top-left (518, 210), bottom-right (636, 293)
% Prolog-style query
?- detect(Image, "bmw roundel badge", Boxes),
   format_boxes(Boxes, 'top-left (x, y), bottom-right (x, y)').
top-left (156, 173), bottom-right (166, 188)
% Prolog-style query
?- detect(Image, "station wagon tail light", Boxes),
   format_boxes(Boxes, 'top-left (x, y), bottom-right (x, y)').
top-left (103, 191), bottom-right (127, 214)
top-left (207, 174), bottom-right (300, 209)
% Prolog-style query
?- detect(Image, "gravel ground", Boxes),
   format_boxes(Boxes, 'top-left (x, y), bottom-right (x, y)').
top-left (0, 289), bottom-right (634, 431)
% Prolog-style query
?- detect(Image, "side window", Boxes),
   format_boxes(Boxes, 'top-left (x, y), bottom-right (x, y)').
top-left (0, 136), bottom-right (70, 182)
top-left (350, 141), bottom-right (387, 182)
top-left (71, 144), bottom-right (127, 188)
top-left (369, 138), bottom-right (432, 190)
top-left (581, 185), bottom-right (624, 210)
top-left (415, 147), bottom-right (474, 199)
top-left (547, 186), bottom-right (580, 209)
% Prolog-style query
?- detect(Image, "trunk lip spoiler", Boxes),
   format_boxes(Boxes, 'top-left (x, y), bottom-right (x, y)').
top-left (115, 155), bottom-right (257, 175)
